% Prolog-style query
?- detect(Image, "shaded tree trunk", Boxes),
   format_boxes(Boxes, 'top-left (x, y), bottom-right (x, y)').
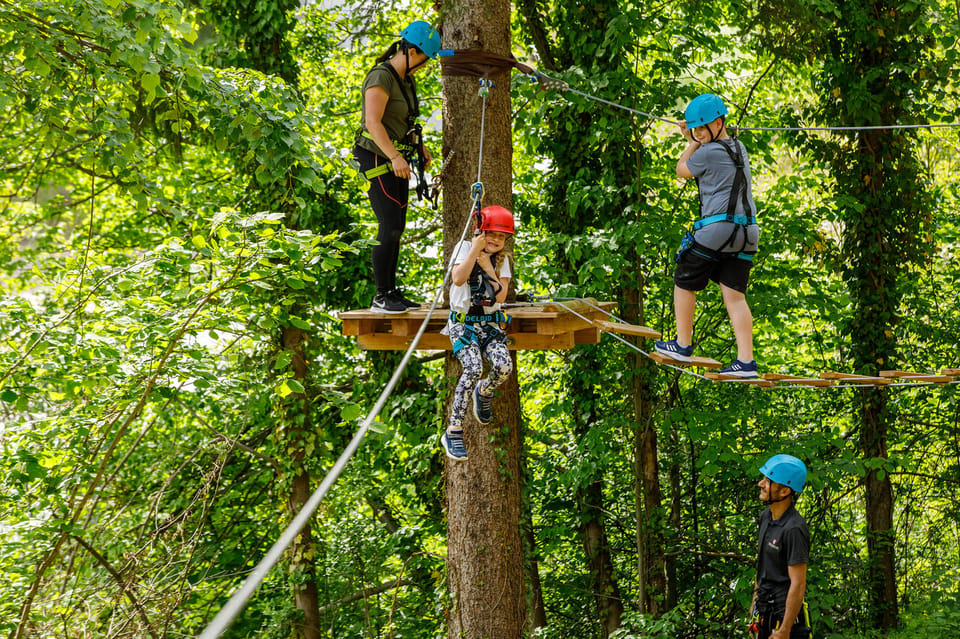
top-left (568, 355), bottom-right (624, 636)
top-left (283, 326), bottom-right (322, 639)
top-left (859, 389), bottom-right (898, 628)
top-left (440, 1), bottom-right (525, 636)
top-left (623, 193), bottom-right (668, 616)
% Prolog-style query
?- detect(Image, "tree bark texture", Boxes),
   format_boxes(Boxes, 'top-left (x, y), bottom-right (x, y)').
top-left (440, 1), bottom-right (525, 637)
top-left (624, 244), bottom-right (668, 616)
top-left (859, 388), bottom-right (898, 629)
top-left (569, 354), bottom-right (623, 636)
top-left (283, 326), bottom-right (322, 639)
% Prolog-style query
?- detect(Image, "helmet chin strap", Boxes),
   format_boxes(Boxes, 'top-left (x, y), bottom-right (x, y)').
top-left (763, 494), bottom-right (791, 505)
top-left (707, 120), bottom-right (719, 143)
top-left (402, 44), bottom-right (427, 74)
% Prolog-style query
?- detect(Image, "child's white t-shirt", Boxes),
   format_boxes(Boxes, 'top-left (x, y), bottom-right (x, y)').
top-left (448, 240), bottom-right (512, 314)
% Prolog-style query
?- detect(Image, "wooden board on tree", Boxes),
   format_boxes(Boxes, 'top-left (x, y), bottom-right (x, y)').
top-left (648, 352), bottom-right (722, 369)
top-left (940, 368), bottom-right (960, 377)
top-left (594, 320), bottom-right (660, 339)
top-left (879, 370), bottom-right (956, 383)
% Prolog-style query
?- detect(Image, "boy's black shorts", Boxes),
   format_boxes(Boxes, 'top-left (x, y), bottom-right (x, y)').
top-left (674, 243), bottom-right (753, 293)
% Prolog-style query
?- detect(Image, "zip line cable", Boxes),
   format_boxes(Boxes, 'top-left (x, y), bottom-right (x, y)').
top-left (199, 80), bottom-right (493, 639)
top-left (526, 70), bottom-right (960, 133)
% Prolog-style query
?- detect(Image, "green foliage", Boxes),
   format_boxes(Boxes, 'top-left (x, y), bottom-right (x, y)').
top-left (2, 0), bottom-right (960, 637)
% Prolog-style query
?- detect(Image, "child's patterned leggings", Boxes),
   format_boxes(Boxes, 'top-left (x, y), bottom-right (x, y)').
top-left (448, 322), bottom-right (513, 428)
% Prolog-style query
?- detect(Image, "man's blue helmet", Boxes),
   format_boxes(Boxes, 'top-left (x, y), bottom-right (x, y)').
top-left (760, 454), bottom-right (807, 495)
top-left (401, 21), bottom-right (441, 60)
top-left (685, 93), bottom-right (728, 128)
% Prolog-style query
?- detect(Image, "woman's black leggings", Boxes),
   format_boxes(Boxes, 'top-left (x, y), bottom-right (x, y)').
top-left (353, 145), bottom-right (409, 294)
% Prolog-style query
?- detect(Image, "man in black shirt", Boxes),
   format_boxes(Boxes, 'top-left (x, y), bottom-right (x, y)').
top-left (751, 454), bottom-right (811, 639)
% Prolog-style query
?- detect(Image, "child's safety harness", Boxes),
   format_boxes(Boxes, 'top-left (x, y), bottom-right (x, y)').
top-left (693, 139), bottom-right (756, 261)
top-left (449, 260), bottom-right (511, 355)
top-left (358, 63), bottom-right (429, 200)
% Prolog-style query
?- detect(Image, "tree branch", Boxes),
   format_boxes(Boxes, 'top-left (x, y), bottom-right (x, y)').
top-left (71, 535), bottom-right (159, 639)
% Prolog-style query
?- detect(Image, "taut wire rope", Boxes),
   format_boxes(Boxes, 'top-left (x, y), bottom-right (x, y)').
top-left (524, 70), bottom-right (960, 133)
top-left (199, 79), bottom-right (494, 639)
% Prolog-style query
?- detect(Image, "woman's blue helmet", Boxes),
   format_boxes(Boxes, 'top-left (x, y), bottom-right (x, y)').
top-left (760, 454), bottom-right (807, 495)
top-left (401, 21), bottom-right (441, 60)
top-left (685, 93), bottom-right (728, 128)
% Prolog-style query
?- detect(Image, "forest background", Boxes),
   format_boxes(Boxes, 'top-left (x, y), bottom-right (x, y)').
top-left (1, 0), bottom-right (959, 638)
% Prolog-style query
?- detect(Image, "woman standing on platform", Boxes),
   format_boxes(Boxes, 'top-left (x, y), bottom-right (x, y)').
top-left (353, 21), bottom-right (440, 313)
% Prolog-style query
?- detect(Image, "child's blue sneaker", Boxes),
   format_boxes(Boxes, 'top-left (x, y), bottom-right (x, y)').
top-left (654, 338), bottom-right (694, 363)
top-left (472, 384), bottom-right (493, 424)
top-left (719, 359), bottom-right (759, 378)
top-left (441, 430), bottom-right (468, 460)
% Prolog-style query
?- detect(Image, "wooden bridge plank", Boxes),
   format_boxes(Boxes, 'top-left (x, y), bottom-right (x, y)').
top-left (704, 372), bottom-right (775, 387)
top-left (820, 372), bottom-right (893, 385)
top-left (879, 370), bottom-right (955, 383)
top-left (595, 320), bottom-right (660, 339)
top-left (762, 373), bottom-right (836, 387)
top-left (648, 352), bottom-right (722, 369)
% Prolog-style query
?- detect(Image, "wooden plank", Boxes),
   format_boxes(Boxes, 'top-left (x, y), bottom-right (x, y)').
top-left (820, 372), bottom-right (893, 385)
top-left (573, 328), bottom-right (601, 345)
top-left (540, 298), bottom-right (606, 314)
top-left (595, 320), bottom-right (660, 339)
top-left (648, 352), bottom-right (722, 369)
top-left (704, 372), bottom-right (775, 387)
top-left (941, 368), bottom-right (960, 376)
top-left (358, 333), bottom-right (450, 351)
top-left (343, 318), bottom-right (387, 336)
top-left (542, 314), bottom-right (595, 335)
top-left (879, 370), bottom-right (955, 383)
top-left (762, 373), bottom-right (835, 387)
top-left (356, 330), bottom-right (577, 351)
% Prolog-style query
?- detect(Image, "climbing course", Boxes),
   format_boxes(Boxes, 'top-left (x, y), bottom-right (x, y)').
top-left (204, 39), bottom-right (960, 639)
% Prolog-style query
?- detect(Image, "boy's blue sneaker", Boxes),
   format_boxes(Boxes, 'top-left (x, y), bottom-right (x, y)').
top-left (654, 338), bottom-right (694, 363)
top-left (441, 430), bottom-right (468, 460)
top-left (472, 384), bottom-right (493, 424)
top-left (719, 359), bottom-right (759, 378)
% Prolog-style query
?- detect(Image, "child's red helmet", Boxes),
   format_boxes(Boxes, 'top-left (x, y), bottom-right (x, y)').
top-left (478, 205), bottom-right (515, 234)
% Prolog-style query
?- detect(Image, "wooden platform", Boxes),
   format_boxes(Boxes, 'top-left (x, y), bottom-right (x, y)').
top-left (339, 299), bottom-right (626, 351)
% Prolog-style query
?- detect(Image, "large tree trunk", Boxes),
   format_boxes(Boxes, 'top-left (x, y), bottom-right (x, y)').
top-left (440, 1), bottom-right (525, 636)
top-left (569, 354), bottom-right (624, 636)
top-left (860, 389), bottom-right (898, 629)
top-left (623, 251), bottom-right (667, 616)
top-left (283, 326), bottom-right (322, 639)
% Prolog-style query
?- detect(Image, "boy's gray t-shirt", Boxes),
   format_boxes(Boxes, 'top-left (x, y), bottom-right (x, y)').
top-left (686, 139), bottom-right (759, 253)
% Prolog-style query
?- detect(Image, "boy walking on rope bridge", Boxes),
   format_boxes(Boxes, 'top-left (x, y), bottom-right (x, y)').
top-left (441, 206), bottom-right (515, 461)
top-left (751, 454), bottom-right (812, 639)
top-left (655, 93), bottom-right (760, 377)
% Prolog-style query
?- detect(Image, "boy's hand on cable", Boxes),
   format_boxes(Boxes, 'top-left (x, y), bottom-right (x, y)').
top-left (679, 121), bottom-right (696, 143)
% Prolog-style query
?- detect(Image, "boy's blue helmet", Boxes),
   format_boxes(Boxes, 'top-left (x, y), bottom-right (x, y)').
top-left (760, 454), bottom-right (807, 495)
top-left (685, 93), bottom-right (728, 128)
top-left (401, 21), bottom-right (441, 60)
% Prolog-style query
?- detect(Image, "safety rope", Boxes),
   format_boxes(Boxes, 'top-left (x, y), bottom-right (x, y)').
top-left (525, 70), bottom-right (960, 133)
top-left (199, 78), bottom-right (494, 639)
top-left (517, 295), bottom-right (960, 391)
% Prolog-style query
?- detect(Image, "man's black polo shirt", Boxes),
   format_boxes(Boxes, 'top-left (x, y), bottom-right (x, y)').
top-left (756, 503), bottom-right (809, 608)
